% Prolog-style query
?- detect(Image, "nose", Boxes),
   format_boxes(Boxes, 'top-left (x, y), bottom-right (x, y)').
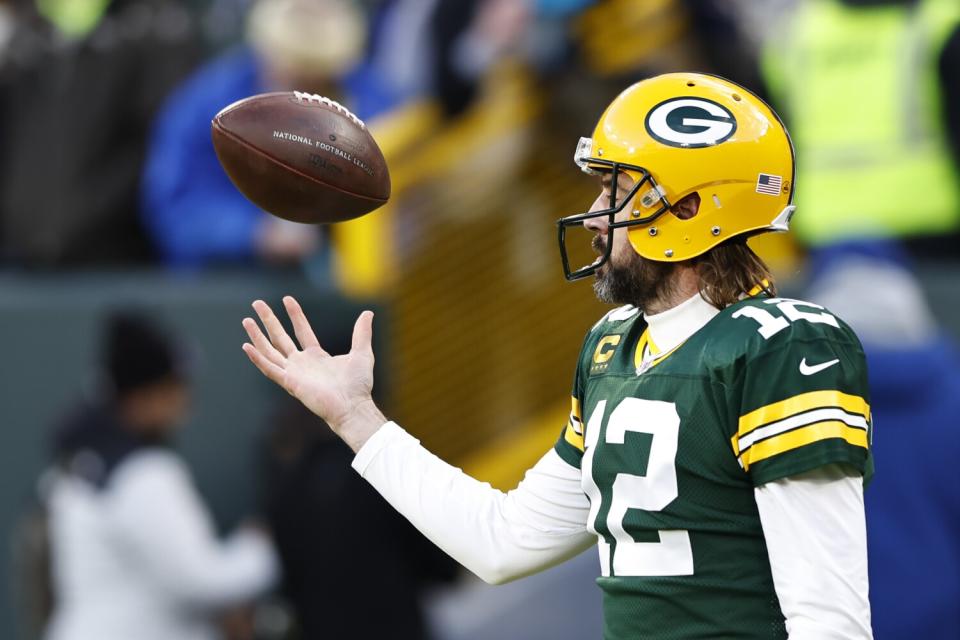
top-left (583, 193), bottom-right (610, 233)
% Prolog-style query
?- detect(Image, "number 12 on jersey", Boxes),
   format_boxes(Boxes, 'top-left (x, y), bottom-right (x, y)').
top-left (582, 398), bottom-right (694, 577)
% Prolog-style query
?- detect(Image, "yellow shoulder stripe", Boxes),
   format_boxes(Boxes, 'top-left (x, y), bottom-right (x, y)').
top-left (564, 395), bottom-right (585, 452)
top-left (738, 420), bottom-right (868, 470)
top-left (564, 423), bottom-right (585, 452)
top-left (732, 389), bottom-right (871, 470)
top-left (738, 390), bottom-right (870, 438)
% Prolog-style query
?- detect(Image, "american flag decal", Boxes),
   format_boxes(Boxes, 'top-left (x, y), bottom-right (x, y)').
top-left (756, 173), bottom-right (782, 196)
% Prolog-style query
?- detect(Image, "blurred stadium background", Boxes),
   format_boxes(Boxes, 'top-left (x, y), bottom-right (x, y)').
top-left (0, 0), bottom-right (957, 638)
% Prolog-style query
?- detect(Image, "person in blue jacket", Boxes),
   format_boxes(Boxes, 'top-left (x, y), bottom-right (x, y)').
top-left (806, 240), bottom-right (960, 639)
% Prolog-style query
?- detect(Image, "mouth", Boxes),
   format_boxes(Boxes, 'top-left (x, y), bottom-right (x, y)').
top-left (590, 235), bottom-right (607, 267)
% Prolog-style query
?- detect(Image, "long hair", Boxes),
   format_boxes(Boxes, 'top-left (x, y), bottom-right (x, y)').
top-left (694, 239), bottom-right (777, 309)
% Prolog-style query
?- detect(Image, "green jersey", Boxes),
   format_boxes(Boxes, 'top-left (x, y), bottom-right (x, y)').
top-left (555, 295), bottom-right (872, 639)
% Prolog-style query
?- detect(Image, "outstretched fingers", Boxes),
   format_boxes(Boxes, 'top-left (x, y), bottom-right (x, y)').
top-left (351, 310), bottom-right (375, 356)
top-left (242, 342), bottom-right (286, 387)
top-left (252, 300), bottom-right (298, 356)
top-left (283, 296), bottom-right (324, 353)
top-left (242, 317), bottom-right (285, 367)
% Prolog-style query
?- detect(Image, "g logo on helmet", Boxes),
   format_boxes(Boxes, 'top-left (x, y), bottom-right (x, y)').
top-left (644, 97), bottom-right (737, 148)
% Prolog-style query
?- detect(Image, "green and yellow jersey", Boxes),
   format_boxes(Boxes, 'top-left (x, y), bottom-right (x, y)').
top-left (556, 295), bottom-right (872, 639)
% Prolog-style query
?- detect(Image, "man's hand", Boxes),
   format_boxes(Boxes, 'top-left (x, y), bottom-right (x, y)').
top-left (241, 296), bottom-right (386, 452)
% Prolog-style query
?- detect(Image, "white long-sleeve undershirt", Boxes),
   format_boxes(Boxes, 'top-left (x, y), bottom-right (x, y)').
top-left (353, 422), bottom-right (595, 584)
top-left (755, 464), bottom-right (872, 639)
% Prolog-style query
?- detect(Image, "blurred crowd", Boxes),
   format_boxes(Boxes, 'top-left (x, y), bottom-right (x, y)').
top-left (1, 0), bottom-right (958, 638)
top-left (0, 0), bottom-right (793, 277)
top-left (0, 0), bottom-right (956, 275)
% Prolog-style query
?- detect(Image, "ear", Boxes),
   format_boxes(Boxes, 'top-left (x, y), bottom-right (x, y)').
top-left (672, 192), bottom-right (701, 220)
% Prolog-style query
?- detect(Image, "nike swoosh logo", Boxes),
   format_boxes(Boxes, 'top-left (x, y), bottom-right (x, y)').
top-left (799, 358), bottom-right (840, 376)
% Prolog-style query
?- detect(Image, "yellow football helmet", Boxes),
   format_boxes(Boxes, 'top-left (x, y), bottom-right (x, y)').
top-left (558, 73), bottom-right (795, 280)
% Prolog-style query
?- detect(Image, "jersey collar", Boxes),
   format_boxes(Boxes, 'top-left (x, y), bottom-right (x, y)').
top-left (644, 293), bottom-right (719, 356)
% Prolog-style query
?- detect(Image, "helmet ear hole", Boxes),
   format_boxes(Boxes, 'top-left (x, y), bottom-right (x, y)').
top-left (671, 192), bottom-right (701, 220)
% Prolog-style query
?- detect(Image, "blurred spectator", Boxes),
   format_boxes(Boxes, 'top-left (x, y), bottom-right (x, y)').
top-left (430, 0), bottom-right (532, 116)
top-left (762, 0), bottom-right (960, 254)
top-left (261, 401), bottom-right (458, 640)
top-left (0, 0), bottom-right (200, 267)
top-left (43, 312), bottom-right (278, 640)
top-left (141, 0), bottom-right (376, 269)
top-left (554, 0), bottom-right (764, 90)
top-left (806, 240), bottom-right (960, 639)
top-left (426, 0), bottom-right (767, 118)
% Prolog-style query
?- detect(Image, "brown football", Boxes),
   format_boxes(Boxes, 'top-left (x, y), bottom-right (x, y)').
top-left (211, 91), bottom-right (390, 224)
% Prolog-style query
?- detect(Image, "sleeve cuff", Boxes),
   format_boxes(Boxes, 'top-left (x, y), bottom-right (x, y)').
top-left (351, 421), bottom-right (412, 475)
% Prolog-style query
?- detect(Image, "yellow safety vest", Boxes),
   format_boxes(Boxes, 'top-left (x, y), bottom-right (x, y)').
top-left (763, 0), bottom-right (960, 245)
top-left (37, 0), bottom-right (112, 38)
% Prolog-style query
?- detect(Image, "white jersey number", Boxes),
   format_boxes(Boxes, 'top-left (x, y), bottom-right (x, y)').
top-left (582, 398), bottom-right (693, 577)
top-left (732, 298), bottom-right (839, 339)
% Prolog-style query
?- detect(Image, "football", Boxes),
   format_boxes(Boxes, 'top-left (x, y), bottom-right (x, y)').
top-left (211, 91), bottom-right (390, 224)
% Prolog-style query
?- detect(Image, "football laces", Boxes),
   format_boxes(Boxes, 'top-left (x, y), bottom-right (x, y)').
top-left (293, 91), bottom-right (365, 129)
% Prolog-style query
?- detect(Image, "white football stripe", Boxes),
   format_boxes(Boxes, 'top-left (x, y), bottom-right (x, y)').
top-left (739, 407), bottom-right (869, 451)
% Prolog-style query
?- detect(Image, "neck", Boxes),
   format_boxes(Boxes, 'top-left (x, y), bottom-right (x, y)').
top-left (642, 266), bottom-right (702, 315)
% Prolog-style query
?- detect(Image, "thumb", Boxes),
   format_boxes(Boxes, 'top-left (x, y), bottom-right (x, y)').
top-left (351, 310), bottom-right (375, 355)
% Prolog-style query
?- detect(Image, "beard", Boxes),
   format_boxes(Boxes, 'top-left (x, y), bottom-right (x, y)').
top-left (592, 235), bottom-right (677, 311)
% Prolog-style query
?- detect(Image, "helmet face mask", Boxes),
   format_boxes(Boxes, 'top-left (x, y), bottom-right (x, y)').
top-left (557, 73), bottom-right (796, 282)
top-left (557, 147), bottom-right (673, 281)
